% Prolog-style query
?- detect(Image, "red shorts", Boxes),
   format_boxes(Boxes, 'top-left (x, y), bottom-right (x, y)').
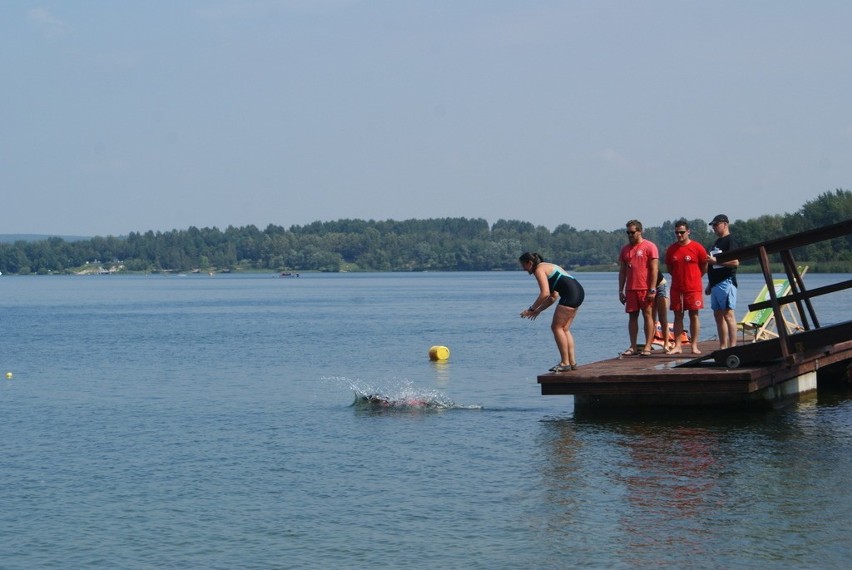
top-left (670, 289), bottom-right (703, 312)
top-left (624, 290), bottom-right (653, 313)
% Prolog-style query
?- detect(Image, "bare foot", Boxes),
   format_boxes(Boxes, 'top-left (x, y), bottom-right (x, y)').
top-left (691, 346), bottom-right (702, 355)
top-left (666, 347), bottom-right (682, 355)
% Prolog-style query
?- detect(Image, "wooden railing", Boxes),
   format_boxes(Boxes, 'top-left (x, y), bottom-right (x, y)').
top-left (715, 219), bottom-right (852, 361)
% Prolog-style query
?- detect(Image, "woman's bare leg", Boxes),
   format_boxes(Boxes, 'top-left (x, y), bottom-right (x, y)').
top-left (552, 305), bottom-right (578, 366)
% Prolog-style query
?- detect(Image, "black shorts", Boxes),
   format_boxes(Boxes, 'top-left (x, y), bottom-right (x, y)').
top-left (556, 277), bottom-right (585, 308)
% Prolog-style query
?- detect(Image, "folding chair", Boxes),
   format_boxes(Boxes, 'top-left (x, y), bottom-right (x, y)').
top-left (738, 267), bottom-right (807, 343)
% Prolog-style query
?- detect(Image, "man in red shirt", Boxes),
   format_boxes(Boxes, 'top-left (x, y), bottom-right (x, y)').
top-left (665, 220), bottom-right (708, 355)
top-left (618, 220), bottom-right (659, 356)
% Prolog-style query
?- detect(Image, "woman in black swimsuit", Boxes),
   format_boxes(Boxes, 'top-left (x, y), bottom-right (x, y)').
top-left (519, 252), bottom-right (585, 372)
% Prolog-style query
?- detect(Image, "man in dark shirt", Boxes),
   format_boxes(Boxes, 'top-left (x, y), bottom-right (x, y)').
top-left (706, 214), bottom-right (739, 349)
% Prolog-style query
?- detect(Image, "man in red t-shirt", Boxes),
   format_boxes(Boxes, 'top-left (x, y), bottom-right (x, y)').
top-left (664, 220), bottom-right (708, 355)
top-left (618, 220), bottom-right (659, 356)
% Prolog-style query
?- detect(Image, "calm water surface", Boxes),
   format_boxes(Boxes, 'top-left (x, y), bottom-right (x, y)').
top-left (1, 272), bottom-right (850, 569)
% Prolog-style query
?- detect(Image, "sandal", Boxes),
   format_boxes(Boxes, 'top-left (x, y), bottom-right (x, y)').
top-left (621, 348), bottom-right (638, 356)
top-left (553, 364), bottom-right (574, 373)
top-left (640, 349), bottom-right (652, 356)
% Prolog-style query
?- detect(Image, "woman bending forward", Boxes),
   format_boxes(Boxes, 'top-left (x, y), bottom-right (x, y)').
top-left (519, 252), bottom-right (585, 373)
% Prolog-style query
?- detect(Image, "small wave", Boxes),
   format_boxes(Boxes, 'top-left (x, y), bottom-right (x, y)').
top-left (323, 376), bottom-right (481, 411)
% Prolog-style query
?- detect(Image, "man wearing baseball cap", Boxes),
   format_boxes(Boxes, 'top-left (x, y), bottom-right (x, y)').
top-left (706, 214), bottom-right (739, 349)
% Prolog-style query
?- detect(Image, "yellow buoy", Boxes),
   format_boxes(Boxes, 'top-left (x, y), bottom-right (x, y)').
top-left (5, 372), bottom-right (12, 379)
top-left (429, 346), bottom-right (450, 361)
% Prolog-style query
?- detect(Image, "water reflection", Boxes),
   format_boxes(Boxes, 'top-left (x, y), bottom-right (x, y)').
top-left (431, 360), bottom-right (451, 386)
top-left (615, 424), bottom-right (722, 563)
top-left (540, 415), bottom-right (727, 565)
top-left (535, 400), bottom-right (852, 568)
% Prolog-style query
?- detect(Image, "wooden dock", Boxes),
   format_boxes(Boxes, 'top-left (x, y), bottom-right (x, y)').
top-left (539, 219), bottom-right (852, 410)
top-left (538, 336), bottom-right (852, 409)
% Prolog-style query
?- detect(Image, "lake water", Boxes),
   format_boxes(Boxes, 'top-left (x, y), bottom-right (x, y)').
top-left (1, 272), bottom-right (851, 569)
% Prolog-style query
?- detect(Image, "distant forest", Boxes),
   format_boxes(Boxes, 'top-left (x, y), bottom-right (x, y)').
top-left (1, 190), bottom-right (850, 275)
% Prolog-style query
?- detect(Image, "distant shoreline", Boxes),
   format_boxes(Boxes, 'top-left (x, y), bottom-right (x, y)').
top-left (0, 234), bottom-right (91, 244)
top-left (2, 261), bottom-right (849, 276)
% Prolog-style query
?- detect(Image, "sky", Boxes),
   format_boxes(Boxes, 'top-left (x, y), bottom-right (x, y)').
top-left (2, 1), bottom-right (851, 237)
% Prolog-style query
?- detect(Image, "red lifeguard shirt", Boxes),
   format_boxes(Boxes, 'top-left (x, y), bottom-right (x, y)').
top-left (665, 240), bottom-right (708, 293)
top-left (620, 240), bottom-right (659, 291)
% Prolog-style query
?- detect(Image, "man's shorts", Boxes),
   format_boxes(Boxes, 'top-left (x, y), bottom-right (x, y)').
top-left (710, 278), bottom-right (737, 311)
top-left (625, 290), bottom-right (653, 313)
top-left (670, 289), bottom-right (703, 312)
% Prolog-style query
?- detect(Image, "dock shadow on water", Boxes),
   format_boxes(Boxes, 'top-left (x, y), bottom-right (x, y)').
top-left (325, 376), bottom-right (481, 413)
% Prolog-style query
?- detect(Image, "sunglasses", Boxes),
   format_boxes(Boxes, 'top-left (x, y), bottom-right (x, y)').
top-left (626, 230), bottom-right (638, 235)
top-left (675, 230), bottom-right (687, 235)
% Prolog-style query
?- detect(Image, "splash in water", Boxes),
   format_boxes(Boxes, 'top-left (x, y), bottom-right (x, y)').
top-left (355, 393), bottom-right (436, 409)
top-left (325, 376), bottom-right (479, 410)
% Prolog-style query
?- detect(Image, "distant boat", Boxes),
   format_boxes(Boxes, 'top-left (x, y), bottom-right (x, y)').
top-left (280, 272), bottom-right (300, 278)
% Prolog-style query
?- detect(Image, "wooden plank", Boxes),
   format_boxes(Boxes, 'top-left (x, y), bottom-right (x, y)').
top-left (748, 279), bottom-right (852, 311)
top-left (712, 320), bottom-right (852, 367)
top-left (537, 338), bottom-right (852, 399)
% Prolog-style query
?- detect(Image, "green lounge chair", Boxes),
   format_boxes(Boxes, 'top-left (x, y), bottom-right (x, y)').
top-left (738, 268), bottom-right (807, 343)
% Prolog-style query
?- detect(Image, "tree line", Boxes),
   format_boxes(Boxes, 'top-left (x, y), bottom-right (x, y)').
top-left (1, 190), bottom-right (850, 275)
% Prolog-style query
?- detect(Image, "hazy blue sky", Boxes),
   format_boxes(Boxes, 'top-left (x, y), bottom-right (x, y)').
top-left (3, 1), bottom-right (850, 237)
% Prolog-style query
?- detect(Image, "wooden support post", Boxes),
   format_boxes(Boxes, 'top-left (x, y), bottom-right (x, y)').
top-left (759, 246), bottom-right (791, 361)
top-left (780, 250), bottom-right (817, 329)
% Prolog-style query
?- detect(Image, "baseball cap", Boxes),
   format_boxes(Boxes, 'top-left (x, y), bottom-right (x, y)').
top-left (710, 214), bottom-right (729, 225)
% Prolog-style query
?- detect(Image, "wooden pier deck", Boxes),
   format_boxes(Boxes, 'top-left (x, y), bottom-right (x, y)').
top-left (538, 335), bottom-right (852, 409)
top-left (539, 219), bottom-right (852, 410)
